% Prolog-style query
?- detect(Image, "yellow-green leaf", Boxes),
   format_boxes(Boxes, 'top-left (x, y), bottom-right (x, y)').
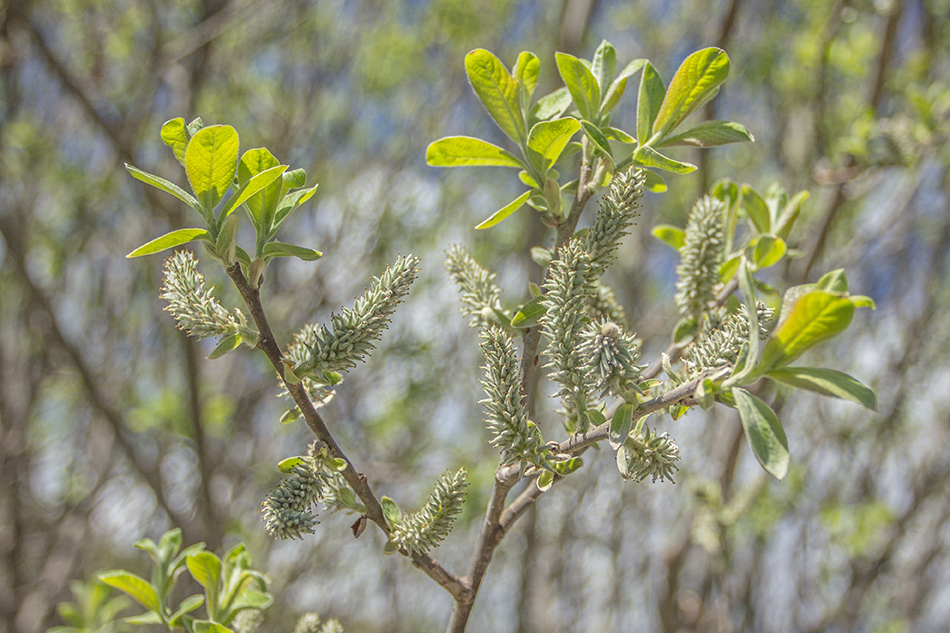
top-left (653, 48), bottom-right (730, 137)
top-left (527, 118), bottom-right (581, 172)
top-left (426, 136), bottom-right (524, 168)
top-left (99, 572), bottom-right (161, 613)
top-left (761, 291), bottom-right (855, 371)
top-left (126, 228), bottom-right (209, 258)
top-left (185, 125), bottom-right (240, 212)
top-left (160, 118), bottom-right (188, 165)
top-left (475, 190), bottom-right (531, 229)
top-left (767, 367), bottom-right (876, 411)
top-left (555, 52), bottom-right (601, 120)
top-left (465, 49), bottom-right (526, 144)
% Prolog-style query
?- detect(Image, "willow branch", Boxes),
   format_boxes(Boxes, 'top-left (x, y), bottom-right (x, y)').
top-left (223, 264), bottom-right (466, 599)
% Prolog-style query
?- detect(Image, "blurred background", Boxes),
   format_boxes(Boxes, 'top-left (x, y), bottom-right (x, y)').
top-left (1, 0), bottom-right (949, 631)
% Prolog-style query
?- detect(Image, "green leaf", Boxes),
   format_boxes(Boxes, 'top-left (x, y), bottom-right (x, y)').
top-left (741, 185), bottom-right (771, 234)
top-left (426, 136), bottom-right (524, 168)
top-left (555, 52), bottom-right (601, 120)
top-left (653, 48), bottom-right (730, 137)
top-left (850, 295), bottom-right (876, 309)
top-left (636, 62), bottom-right (665, 145)
top-left (659, 120), bottom-right (754, 148)
top-left (580, 121), bottom-right (613, 161)
top-left (273, 184), bottom-right (319, 229)
top-left (99, 572), bottom-right (162, 613)
top-left (536, 470), bottom-right (555, 492)
top-left (633, 146), bottom-right (696, 174)
top-left (605, 127), bottom-right (636, 143)
top-left (221, 165), bottom-right (287, 226)
top-left (511, 296), bottom-right (545, 328)
top-left (380, 496), bottom-right (402, 528)
top-left (760, 291), bottom-right (855, 371)
top-left (126, 228), bottom-right (209, 258)
top-left (193, 620), bottom-right (232, 633)
top-left (475, 190), bottom-right (531, 229)
top-left (776, 191), bottom-right (809, 239)
top-left (161, 118), bottom-right (188, 165)
top-left (228, 588), bottom-right (274, 614)
top-left (642, 169), bottom-right (667, 192)
top-left (609, 403), bottom-right (634, 450)
top-left (652, 224), bottom-right (685, 250)
top-left (673, 316), bottom-right (698, 344)
top-left (185, 125), bottom-right (240, 212)
top-left (816, 268), bottom-right (849, 293)
top-left (720, 252), bottom-right (742, 282)
top-left (752, 235), bottom-right (787, 269)
top-left (603, 58), bottom-right (647, 115)
top-left (733, 388), bottom-right (789, 480)
top-left (186, 117), bottom-right (204, 137)
top-left (208, 334), bottom-right (242, 360)
top-left (123, 612), bottom-right (163, 626)
top-left (261, 242), bottom-right (323, 261)
top-left (465, 49), bottom-right (526, 144)
top-left (527, 118), bottom-right (581, 172)
top-left (282, 168), bottom-right (307, 191)
top-left (126, 164), bottom-right (201, 211)
top-left (186, 552), bottom-right (222, 601)
top-left (767, 367), bottom-right (876, 411)
top-left (514, 51), bottom-right (540, 101)
top-left (591, 40), bottom-right (617, 94)
top-left (584, 409), bottom-right (607, 427)
top-left (552, 456), bottom-right (583, 476)
top-left (529, 87), bottom-right (573, 124)
top-left (169, 595), bottom-right (204, 626)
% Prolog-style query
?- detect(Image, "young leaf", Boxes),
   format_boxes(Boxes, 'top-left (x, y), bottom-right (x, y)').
top-left (580, 121), bottom-right (613, 161)
top-left (591, 40), bottom-right (617, 94)
top-left (208, 334), bottom-right (242, 359)
top-left (514, 51), bottom-right (541, 101)
top-left (536, 470), bottom-right (555, 492)
top-left (603, 58), bottom-right (647, 115)
top-left (752, 235), bottom-right (786, 269)
top-left (465, 49), bottom-right (526, 144)
top-left (186, 552), bottom-right (222, 603)
top-left (276, 457), bottom-right (306, 472)
top-left (527, 118), bottom-right (581, 172)
top-left (605, 127), bottom-right (636, 143)
top-left (633, 146), bottom-right (696, 174)
top-left (652, 225), bottom-right (685, 250)
top-left (733, 388), bottom-right (789, 480)
top-left (659, 120), bottom-right (754, 148)
top-left (184, 125), bottom-right (240, 213)
top-left (741, 185), bottom-right (771, 234)
top-left (652, 48), bottom-right (730, 137)
top-left (767, 367), bottom-right (877, 411)
top-left (642, 169), bottom-right (667, 192)
top-left (760, 291), bottom-right (855, 371)
top-left (426, 136), bottom-right (525, 168)
top-left (273, 184), bottom-right (319, 229)
top-left (475, 190), bottom-right (532, 229)
top-left (168, 595), bottom-right (205, 626)
top-left (609, 403), bottom-right (634, 450)
top-left (161, 118), bottom-right (188, 165)
top-left (192, 621), bottom-right (231, 633)
top-left (637, 62), bottom-right (665, 144)
top-left (381, 496), bottom-right (403, 528)
top-left (816, 268), bottom-right (849, 293)
top-left (776, 190), bottom-right (809, 239)
top-left (126, 164), bottom-right (201, 211)
top-left (99, 572), bottom-right (162, 614)
top-left (126, 228), bottom-right (209, 258)
top-left (529, 87), bottom-right (573, 124)
top-left (261, 242), bottom-right (323, 261)
top-left (511, 296), bottom-right (545, 328)
top-left (555, 52), bottom-right (601, 120)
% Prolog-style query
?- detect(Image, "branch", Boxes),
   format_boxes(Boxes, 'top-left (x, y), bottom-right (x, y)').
top-left (222, 264), bottom-right (467, 599)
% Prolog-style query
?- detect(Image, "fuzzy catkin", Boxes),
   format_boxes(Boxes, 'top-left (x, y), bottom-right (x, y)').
top-left (444, 245), bottom-right (503, 328)
top-left (674, 196), bottom-right (726, 323)
top-left (390, 469), bottom-right (468, 556)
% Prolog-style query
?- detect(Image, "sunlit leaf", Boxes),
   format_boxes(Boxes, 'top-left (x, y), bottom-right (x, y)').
top-left (426, 136), bottom-right (524, 168)
top-left (761, 291), bottom-right (855, 371)
top-left (160, 117), bottom-right (188, 165)
top-left (653, 48), bottom-right (730, 137)
top-left (555, 52), bottom-right (601, 120)
top-left (633, 146), bottom-right (696, 173)
top-left (475, 190), bottom-right (531, 229)
top-left (465, 49), bottom-right (526, 144)
top-left (184, 125), bottom-right (240, 212)
top-left (99, 572), bottom-right (161, 613)
top-left (767, 367), bottom-right (876, 411)
top-left (527, 118), bottom-right (581, 172)
top-left (126, 228), bottom-right (209, 258)
top-left (659, 120), bottom-right (753, 148)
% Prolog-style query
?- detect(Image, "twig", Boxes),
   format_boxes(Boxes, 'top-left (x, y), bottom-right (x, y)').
top-left (222, 264), bottom-right (467, 599)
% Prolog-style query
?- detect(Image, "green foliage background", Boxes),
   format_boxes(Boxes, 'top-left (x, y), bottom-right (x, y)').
top-left (1, 0), bottom-right (948, 631)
